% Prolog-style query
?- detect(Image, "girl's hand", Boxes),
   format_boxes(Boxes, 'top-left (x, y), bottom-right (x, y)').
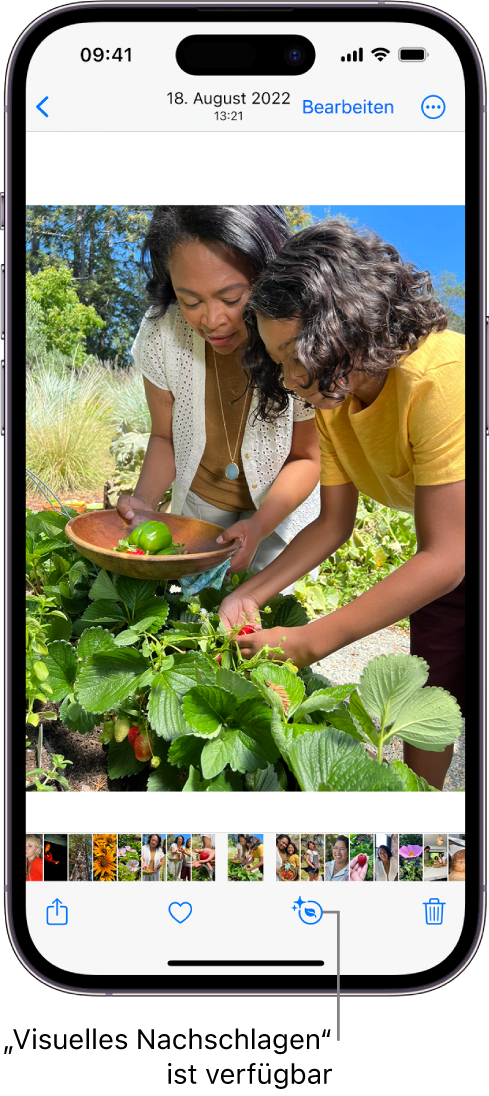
top-left (349, 855), bottom-right (369, 882)
top-left (216, 520), bottom-right (262, 572)
top-left (219, 591), bottom-right (262, 634)
top-left (117, 494), bottom-right (153, 522)
top-left (235, 624), bottom-right (310, 668)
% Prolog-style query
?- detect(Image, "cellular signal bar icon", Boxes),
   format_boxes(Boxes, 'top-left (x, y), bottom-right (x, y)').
top-left (341, 48), bottom-right (363, 62)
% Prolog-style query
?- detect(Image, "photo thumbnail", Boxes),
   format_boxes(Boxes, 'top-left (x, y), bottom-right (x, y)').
top-left (92, 834), bottom-right (117, 882)
top-left (118, 834), bottom-right (142, 881)
top-left (448, 834), bottom-right (465, 881)
top-left (399, 835), bottom-right (423, 881)
top-left (25, 834), bottom-right (43, 881)
top-left (142, 834), bottom-right (166, 881)
top-left (301, 835), bottom-right (324, 882)
top-left (192, 835), bottom-right (216, 881)
top-left (69, 834), bottom-right (92, 881)
top-left (349, 834), bottom-right (373, 881)
top-left (43, 834), bottom-right (68, 882)
top-left (228, 835), bottom-right (264, 880)
top-left (324, 835), bottom-right (349, 881)
top-left (423, 834), bottom-right (448, 882)
top-left (25, 204), bottom-right (464, 796)
top-left (167, 834), bottom-right (192, 881)
top-left (276, 834), bottom-right (300, 881)
top-left (374, 835), bottom-right (398, 882)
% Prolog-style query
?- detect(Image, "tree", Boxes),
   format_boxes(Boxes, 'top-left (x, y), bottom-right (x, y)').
top-left (26, 264), bottom-right (104, 363)
top-left (433, 271), bottom-right (465, 333)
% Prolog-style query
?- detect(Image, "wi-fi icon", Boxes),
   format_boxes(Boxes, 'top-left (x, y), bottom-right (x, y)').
top-left (371, 47), bottom-right (390, 61)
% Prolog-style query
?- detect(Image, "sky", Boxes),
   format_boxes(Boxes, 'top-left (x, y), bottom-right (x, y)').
top-left (307, 206), bottom-right (465, 282)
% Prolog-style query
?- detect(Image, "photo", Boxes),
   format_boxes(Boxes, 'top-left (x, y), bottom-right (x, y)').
top-left (448, 834), bottom-right (465, 881)
top-left (25, 834), bottom-right (43, 881)
top-left (228, 835), bottom-right (264, 880)
top-left (43, 834), bottom-right (68, 882)
top-left (69, 834), bottom-right (92, 881)
top-left (349, 834), bottom-right (374, 881)
top-left (167, 834), bottom-right (192, 882)
top-left (25, 204), bottom-right (464, 795)
top-left (92, 834), bottom-right (117, 882)
top-left (276, 833), bottom-right (300, 881)
top-left (324, 834), bottom-right (350, 881)
top-left (117, 834), bottom-right (142, 881)
top-left (398, 834), bottom-right (424, 881)
top-left (301, 835), bottom-right (324, 882)
top-left (142, 834), bottom-right (166, 881)
top-left (374, 834), bottom-right (399, 882)
top-left (423, 834), bottom-right (448, 882)
top-left (191, 834), bottom-right (216, 881)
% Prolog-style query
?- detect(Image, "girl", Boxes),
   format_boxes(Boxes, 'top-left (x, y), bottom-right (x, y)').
top-left (304, 839), bottom-right (320, 881)
top-left (118, 206), bottom-right (320, 577)
top-left (26, 834), bottom-right (43, 882)
top-left (220, 221), bottom-right (465, 788)
top-left (181, 837), bottom-right (192, 882)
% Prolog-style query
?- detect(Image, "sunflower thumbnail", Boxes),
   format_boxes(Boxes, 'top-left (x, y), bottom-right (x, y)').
top-left (93, 834), bottom-right (117, 882)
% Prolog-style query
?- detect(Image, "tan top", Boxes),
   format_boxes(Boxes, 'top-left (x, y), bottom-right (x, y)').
top-left (191, 343), bottom-right (254, 511)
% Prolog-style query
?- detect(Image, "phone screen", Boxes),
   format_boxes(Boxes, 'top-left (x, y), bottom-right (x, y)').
top-left (9, 5), bottom-right (482, 994)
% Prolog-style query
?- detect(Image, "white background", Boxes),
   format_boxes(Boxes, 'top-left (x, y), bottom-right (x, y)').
top-left (2, 3), bottom-right (486, 1094)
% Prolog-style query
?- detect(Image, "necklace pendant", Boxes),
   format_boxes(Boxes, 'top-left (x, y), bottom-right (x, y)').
top-left (225, 462), bottom-right (240, 480)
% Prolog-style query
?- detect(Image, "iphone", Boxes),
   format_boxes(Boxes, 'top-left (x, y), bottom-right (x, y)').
top-left (5, 3), bottom-right (484, 994)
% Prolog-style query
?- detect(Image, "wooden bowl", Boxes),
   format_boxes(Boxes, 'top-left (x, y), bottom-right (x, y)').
top-left (65, 509), bottom-right (239, 579)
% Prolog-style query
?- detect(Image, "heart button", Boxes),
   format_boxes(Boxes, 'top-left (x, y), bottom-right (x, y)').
top-left (168, 901), bottom-right (192, 924)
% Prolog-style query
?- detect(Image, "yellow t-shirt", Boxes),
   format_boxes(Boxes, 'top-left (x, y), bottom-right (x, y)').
top-left (316, 330), bottom-right (465, 514)
top-left (251, 844), bottom-right (264, 860)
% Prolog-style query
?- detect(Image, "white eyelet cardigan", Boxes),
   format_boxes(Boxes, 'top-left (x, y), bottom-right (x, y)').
top-left (131, 305), bottom-right (320, 543)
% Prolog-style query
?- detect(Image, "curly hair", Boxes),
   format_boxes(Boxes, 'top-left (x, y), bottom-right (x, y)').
top-left (243, 220), bottom-right (447, 421)
top-left (143, 205), bottom-right (291, 318)
top-left (147, 834), bottom-right (162, 849)
top-left (377, 844), bottom-right (393, 860)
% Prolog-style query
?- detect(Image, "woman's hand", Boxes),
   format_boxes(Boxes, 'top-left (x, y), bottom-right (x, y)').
top-left (235, 624), bottom-right (311, 668)
top-left (216, 519), bottom-right (262, 572)
top-left (117, 494), bottom-right (153, 523)
top-left (219, 590), bottom-right (262, 634)
top-left (349, 854), bottom-right (369, 882)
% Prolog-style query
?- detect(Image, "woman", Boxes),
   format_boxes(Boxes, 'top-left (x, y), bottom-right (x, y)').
top-left (25, 835), bottom-right (43, 882)
top-left (375, 844), bottom-right (398, 882)
top-left (168, 834), bottom-right (185, 881)
top-left (181, 837), bottom-right (192, 882)
top-left (304, 840), bottom-right (320, 882)
top-left (234, 835), bottom-right (249, 865)
top-left (276, 833), bottom-right (291, 878)
top-left (221, 220), bottom-right (464, 788)
top-left (279, 840), bottom-right (300, 881)
top-left (324, 836), bottom-right (350, 882)
top-left (142, 834), bottom-right (165, 882)
top-left (118, 206), bottom-right (320, 576)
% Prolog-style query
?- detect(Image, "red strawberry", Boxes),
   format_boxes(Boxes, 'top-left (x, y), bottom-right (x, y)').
top-left (133, 734), bottom-right (152, 762)
top-left (238, 624), bottom-right (257, 636)
top-left (214, 653), bottom-right (222, 665)
top-left (357, 854), bottom-right (367, 867)
top-left (128, 726), bottom-right (139, 746)
top-left (128, 547), bottom-right (145, 556)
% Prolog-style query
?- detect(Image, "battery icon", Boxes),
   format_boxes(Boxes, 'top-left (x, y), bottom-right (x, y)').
top-left (399, 48), bottom-right (428, 61)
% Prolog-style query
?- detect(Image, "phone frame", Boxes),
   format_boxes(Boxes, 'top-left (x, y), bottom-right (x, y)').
top-left (5, 2), bottom-right (485, 996)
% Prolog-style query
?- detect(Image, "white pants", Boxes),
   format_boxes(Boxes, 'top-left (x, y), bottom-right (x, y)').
top-left (182, 489), bottom-right (319, 595)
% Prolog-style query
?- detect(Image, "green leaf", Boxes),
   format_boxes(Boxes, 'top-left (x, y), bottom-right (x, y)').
top-left (300, 668), bottom-right (333, 695)
top-left (77, 649), bottom-right (150, 712)
top-left (206, 769), bottom-right (242, 791)
top-left (323, 705), bottom-right (368, 742)
top-left (33, 660), bottom-right (49, 682)
top-left (88, 570), bottom-right (120, 602)
top-left (131, 597), bottom-right (169, 632)
top-left (201, 731), bottom-right (235, 779)
top-left (233, 697), bottom-right (278, 763)
top-left (251, 663), bottom-right (305, 716)
top-left (271, 595), bottom-right (309, 628)
top-left (254, 764), bottom-right (282, 791)
top-left (44, 614), bottom-right (72, 642)
top-left (148, 672), bottom-right (190, 741)
top-left (270, 709), bottom-right (290, 758)
top-left (387, 686), bottom-right (463, 751)
top-left (182, 686), bottom-right (237, 738)
top-left (349, 690), bottom-right (379, 746)
top-left (182, 765), bottom-right (209, 791)
top-left (81, 600), bottom-right (128, 625)
top-left (77, 626), bottom-right (116, 659)
top-left (390, 759), bottom-right (440, 792)
top-left (107, 737), bottom-right (147, 779)
top-left (114, 630), bottom-right (140, 647)
top-left (116, 576), bottom-right (159, 612)
top-left (294, 685), bottom-right (355, 720)
top-left (287, 726), bottom-right (406, 791)
top-left (359, 653), bottom-right (428, 727)
top-left (227, 730), bottom-right (266, 774)
top-left (164, 652), bottom-right (210, 694)
top-left (168, 734), bottom-right (203, 768)
top-left (59, 697), bottom-right (98, 735)
top-left (215, 668), bottom-right (261, 701)
top-left (43, 640), bottom-right (78, 702)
